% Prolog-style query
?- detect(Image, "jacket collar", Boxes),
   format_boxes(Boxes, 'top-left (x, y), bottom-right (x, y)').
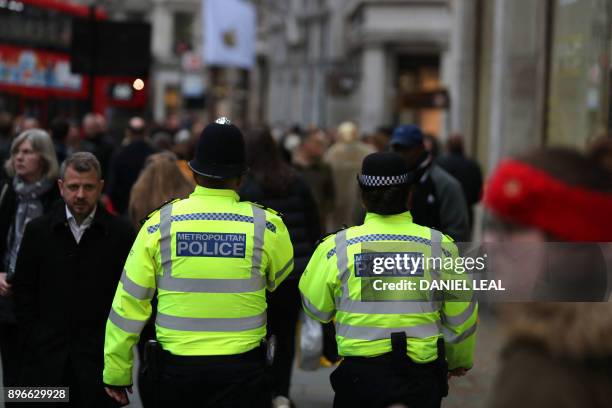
top-left (51, 202), bottom-right (110, 235)
top-left (364, 211), bottom-right (413, 224)
top-left (191, 186), bottom-right (239, 201)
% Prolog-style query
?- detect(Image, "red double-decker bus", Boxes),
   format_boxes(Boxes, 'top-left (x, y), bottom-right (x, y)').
top-left (0, 0), bottom-right (147, 124)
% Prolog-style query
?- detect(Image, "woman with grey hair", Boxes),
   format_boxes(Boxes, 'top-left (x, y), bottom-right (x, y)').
top-left (0, 128), bottom-right (60, 390)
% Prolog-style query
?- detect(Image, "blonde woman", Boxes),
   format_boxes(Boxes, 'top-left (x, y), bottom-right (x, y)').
top-left (128, 151), bottom-right (194, 231)
top-left (0, 128), bottom-right (60, 388)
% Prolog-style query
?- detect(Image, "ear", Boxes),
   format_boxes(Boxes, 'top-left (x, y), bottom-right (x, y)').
top-left (235, 175), bottom-right (245, 189)
top-left (407, 188), bottom-right (414, 210)
top-left (57, 178), bottom-right (65, 198)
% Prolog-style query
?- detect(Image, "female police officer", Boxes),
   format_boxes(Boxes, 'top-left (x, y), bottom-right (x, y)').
top-left (299, 152), bottom-right (477, 408)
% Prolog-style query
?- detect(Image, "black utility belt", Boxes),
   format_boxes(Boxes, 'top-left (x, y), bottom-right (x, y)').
top-left (343, 334), bottom-right (445, 369)
top-left (343, 353), bottom-right (440, 368)
top-left (160, 345), bottom-right (265, 366)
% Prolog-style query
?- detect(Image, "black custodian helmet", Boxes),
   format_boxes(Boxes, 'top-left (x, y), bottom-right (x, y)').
top-left (188, 117), bottom-right (248, 179)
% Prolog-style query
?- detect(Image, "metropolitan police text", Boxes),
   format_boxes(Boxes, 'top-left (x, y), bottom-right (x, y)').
top-left (176, 232), bottom-right (247, 258)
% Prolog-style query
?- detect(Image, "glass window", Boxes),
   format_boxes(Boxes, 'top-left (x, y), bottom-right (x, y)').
top-left (173, 11), bottom-right (194, 56)
top-left (546, 0), bottom-right (611, 147)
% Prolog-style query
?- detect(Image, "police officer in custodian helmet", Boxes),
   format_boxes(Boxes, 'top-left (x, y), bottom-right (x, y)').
top-left (299, 152), bottom-right (477, 408)
top-left (103, 118), bottom-right (294, 407)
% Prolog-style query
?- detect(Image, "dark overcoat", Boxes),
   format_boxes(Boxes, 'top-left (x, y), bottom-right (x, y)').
top-left (13, 202), bottom-right (134, 397)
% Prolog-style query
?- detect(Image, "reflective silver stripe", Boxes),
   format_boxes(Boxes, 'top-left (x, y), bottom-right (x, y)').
top-left (157, 274), bottom-right (264, 293)
top-left (108, 308), bottom-right (147, 334)
top-left (159, 203), bottom-right (174, 278)
top-left (442, 321), bottom-right (478, 344)
top-left (335, 229), bottom-right (349, 283)
top-left (442, 299), bottom-right (477, 327)
top-left (121, 269), bottom-right (155, 300)
top-left (273, 258), bottom-right (294, 281)
top-left (336, 297), bottom-right (438, 315)
top-left (430, 229), bottom-right (442, 277)
top-left (429, 229), bottom-right (442, 308)
top-left (251, 205), bottom-right (268, 290)
top-left (336, 321), bottom-right (440, 341)
top-left (302, 295), bottom-right (334, 321)
top-left (335, 229), bottom-right (350, 300)
top-left (155, 311), bottom-right (266, 332)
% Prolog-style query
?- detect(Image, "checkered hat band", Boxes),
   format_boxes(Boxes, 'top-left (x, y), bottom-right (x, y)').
top-left (358, 173), bottom-right (410, 187)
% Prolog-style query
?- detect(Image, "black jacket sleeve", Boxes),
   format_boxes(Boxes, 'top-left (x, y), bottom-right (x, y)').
top-left (297, 177), bottom-right (322, 250)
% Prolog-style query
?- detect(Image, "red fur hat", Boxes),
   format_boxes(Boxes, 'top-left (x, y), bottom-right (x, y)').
top-left (484, 159), bottom-right (612, 242)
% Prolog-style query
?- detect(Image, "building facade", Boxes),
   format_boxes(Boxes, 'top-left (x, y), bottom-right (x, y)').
top-left (106, 0), bottom-right (205, 123)
top-left (257, 0), bottom-right (456, 136)
top-left (100, 0), bottom-right (610, 170)
top-left (258, 0), bottom-right (611, 169)
top-left (453, 0), bottom-right (611, 172)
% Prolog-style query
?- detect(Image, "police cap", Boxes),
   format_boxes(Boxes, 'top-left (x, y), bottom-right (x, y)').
top-left (358, 152), bottom-right (416, 187)
top-left (188, 117), bottom-right (248, 179)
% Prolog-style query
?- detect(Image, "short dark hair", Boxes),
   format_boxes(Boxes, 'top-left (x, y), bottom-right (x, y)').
top-left (50, 118), bottom-right (70, 142)
top-left (360, 184), bottom-right (411, 215)
top-left (193, 173), bottom-right (239, 189)
top-left (60, 152), bottom-right (102, 180)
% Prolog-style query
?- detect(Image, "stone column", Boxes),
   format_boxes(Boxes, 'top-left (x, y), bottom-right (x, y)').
top-left (359, 44), bottom-right (386, 134)
top-left (449, 0), bottom-right (478, 152)
top-left (151, 0), bottom-right (172, 121)
top-left (151, 1), bottom-right (172, 61)
top-left (488, 0), bottom-right (549, 169)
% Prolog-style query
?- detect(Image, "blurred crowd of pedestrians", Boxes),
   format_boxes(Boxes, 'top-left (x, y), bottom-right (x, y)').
top-left (0, 108), bottom-right (610, 408)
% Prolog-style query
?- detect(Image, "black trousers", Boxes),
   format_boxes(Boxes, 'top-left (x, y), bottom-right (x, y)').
top-left (0, 322), bottom-right (20, 387)
top-left (16, 355), bottom-right (118, 408)
top-left (150, 347), bottom-right (271, 408)
top-left (0, 322), bottom-right (22, 408)
top-left (266, 278), bottom-right (301, 397)
top-left (330, 355), bottom-right (444, 408)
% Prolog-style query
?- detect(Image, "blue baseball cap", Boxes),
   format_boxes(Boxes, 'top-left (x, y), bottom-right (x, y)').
top-left (390, 124), bottom-right (424, 148)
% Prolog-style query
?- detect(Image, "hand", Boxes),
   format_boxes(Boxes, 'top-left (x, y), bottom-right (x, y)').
top-left (448, 367), bottom-right (468, 379)
top-left (104, 386), bottom-right (132, 406)
top-left (0, 272), bottom-right (12, 297)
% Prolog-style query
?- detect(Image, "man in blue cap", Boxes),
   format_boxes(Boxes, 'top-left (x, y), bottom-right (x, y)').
top-left (390, 124), bottom-right (469, 242)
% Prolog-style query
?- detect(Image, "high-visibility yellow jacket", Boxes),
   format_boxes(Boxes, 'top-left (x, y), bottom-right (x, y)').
top-left (104, 186), bottom-right (294, 386)
top-left (299, 211), bottom-right (477, 369)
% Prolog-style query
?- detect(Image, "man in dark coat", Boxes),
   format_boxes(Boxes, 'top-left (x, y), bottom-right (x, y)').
top-left (437, 134), bottom-right (483, 232)
top-left (14, 152), bottom-right (134, 407)
top-left (390, 125), bottom-right (470, 242)
top-left (81, 113), bottom-right (115, 183)
top-left (106, 117), bottom-right (156, 215)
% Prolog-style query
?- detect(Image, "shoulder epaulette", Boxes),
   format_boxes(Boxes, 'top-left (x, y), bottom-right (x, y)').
top-left (315, 225), bottom-right (349, 248)
top-left (246, 201), bottom-right (284, 219)
top-left (139, 198), bottom-right (182, 227)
